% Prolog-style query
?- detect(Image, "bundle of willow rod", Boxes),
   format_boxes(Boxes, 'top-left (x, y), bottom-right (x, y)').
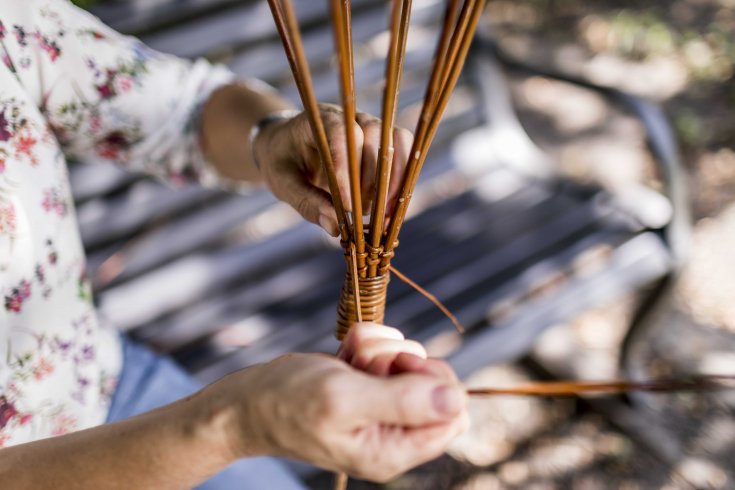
top-left (266, 0), bottom-right (487, 340)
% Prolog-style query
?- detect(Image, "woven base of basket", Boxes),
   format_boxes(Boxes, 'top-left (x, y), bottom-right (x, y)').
top-left (335, 270), bottom-right (390, 340)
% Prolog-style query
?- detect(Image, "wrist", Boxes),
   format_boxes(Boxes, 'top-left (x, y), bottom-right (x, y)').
top-left (197, 365), bottom-right (275, 461)
top-left (176, 387), bottom-right (242, 466)
top-left (200, 81), bottom-right (293, 183)
top-left (250, 109), bottom-right (301, 170)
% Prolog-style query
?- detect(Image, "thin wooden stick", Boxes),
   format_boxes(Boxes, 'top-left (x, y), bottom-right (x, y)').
top-left (333, 471), bottom-right (349, 490)
top-left (415, 0), bottom-right (485, 178)
top-left (389, 265), bottom-right (464, 333)
top-left (381, 0), bottom-right (486, 267)
top-left (266, 0), bottom-right (351, 242)
top-left (337, 248), bottom-right (363, 490)
top-left (376, 1), bottom-right (466, 267)
top-left (467, 375), bottom-right (735, 397)
top-left (331, 0), bottom-right (365, 273)
top-left (435, 0), bottom-right (473, 104)
top-left (350, 243), bottom-right (363, 323)
top-left (368, 0), bottom-right (413, 276)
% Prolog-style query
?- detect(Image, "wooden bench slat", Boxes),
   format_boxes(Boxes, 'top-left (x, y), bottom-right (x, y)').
top-left (69, 163), bottom-right (139, 203)
top-left (444, 232), bottom-right (672, 378)
top-left (138, 0), bottom-right (376, 59)
top-left (226, 2), bottom-right (444, 82)
top-left (90, 191), bottom-right (279, 288)
top-left (91, 0), bottom-right (248, 34)
top-left (135, 251), bottom-right (337, 350)
top-left (78, 181), bottom-right (218, 248)
top-left (96, 220), bottom-right (326, 329)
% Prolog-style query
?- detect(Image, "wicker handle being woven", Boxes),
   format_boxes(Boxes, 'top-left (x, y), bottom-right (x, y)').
top-left (336, 270), bottom-right (390, 340)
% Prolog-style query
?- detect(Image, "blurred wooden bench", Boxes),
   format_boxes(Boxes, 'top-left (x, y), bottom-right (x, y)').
top-left (73, 0), bottom-right (686, 384)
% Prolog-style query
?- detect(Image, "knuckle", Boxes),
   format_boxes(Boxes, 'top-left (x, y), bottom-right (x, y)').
top-left (362, 120), bottom-right (381, 135)
top-left (351, 352), bottom-right (370, 369)
top-left (322, 110), bottom-right (343, 130)
top-left (317, 374), bottom-right (351, 418)
top-left (294, 195), bottom-right (313, 220)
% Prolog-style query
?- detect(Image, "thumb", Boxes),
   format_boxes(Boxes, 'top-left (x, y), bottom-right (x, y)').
top-left (270, 171), bottom-right (339, 236)
top-left (359, 374), bottom-right (466, 427)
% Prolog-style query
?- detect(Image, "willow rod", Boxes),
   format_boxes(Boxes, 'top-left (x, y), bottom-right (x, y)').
top-left (333, 471), bottom-right (349, 490)
top-left (330, 0), bottom-right (365, 273)
top-left (467, 375), bottom-right (735, 397)
top-left (367, 0), bottom-right (413, 276)
top-left (381, 0), bottom-right (486, 267)
top-left (416, 0), bottom-right (463, 125)
top-left (374, 0), bottom-right (462, 268)
top-left (383, 0), bottom-right (466, 248)
top-left (410, 0), bottom-right (486, 183)
top-left (435, 0), bottom-right (473, 105)
top-left (389, 265), bottom-right (464, 333)
top-left (266, 0), bottom-right (351, 242)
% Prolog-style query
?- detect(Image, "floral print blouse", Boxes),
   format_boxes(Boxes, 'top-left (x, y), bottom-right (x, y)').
top-left (0, 0), bottom-right (233, 446)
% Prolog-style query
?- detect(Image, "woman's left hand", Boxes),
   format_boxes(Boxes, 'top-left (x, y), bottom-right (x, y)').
top-left (209, 322), bottom-right (468, 482)
top-left (252, 104), bottom-right (413, 236)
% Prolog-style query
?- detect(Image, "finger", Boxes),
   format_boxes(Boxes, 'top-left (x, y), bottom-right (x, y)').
top-left (391, 354), bottom-right (459, 383)
top-left (269, 169), bottom-right (339, 236)
top-left (325, 113), bottom-right (365, 214)
top-left (388, 411), bottom-right (469, 472)
top-left (387, 127), bottom-right (413, 216)
top-left (351, 338), bottom-right (426, 371)
top-left (338, 322), bottom-right (404, 362)
top-left (358, 373), bottom-right (467, 427)
top-left (367, 353), bottom-right (454, 379)
top-left (347, 405), bottom-right (469, 482)
top-left (356, 113), bottom-right (381, 214)
top-left (364, 352), bottom-right (399, 377)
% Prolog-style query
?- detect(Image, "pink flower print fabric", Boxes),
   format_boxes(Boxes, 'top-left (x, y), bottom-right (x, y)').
top-left (0, 0), bottom-right (234, 447)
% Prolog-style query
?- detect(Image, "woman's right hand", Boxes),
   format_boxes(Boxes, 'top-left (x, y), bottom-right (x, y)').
top-left (203, 323), bottom-right (468, 483)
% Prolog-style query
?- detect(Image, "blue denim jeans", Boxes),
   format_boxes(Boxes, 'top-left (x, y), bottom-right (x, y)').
top-left (106, 336), bottom-right (306, 490)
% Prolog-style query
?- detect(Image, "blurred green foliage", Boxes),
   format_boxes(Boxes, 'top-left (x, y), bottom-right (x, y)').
top-left (71, 0), bottom-right (97, 7)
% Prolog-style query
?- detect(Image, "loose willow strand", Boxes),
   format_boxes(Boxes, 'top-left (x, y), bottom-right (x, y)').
top-left (467, 375), bottom-right (735, 397)
top-left (335, 246), bottom-right (363, 490)
top-left (334, 471), bottom-right (349, 490)
top-left (389, 265), bottom-right (463, 333)
top-left (331, 0), bottom-right (365, 272)
top-left (350, 243), bottom-right (363, 323)
top-left (267, 0), bottom-right (351, 242)
top-left (381, 0), bottom-right (486, 265)
top-left (368, 0), bottom-right (413, 276)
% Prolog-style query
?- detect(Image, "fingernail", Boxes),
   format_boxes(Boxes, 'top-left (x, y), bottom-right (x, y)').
top-left (319, 214), bottom-right (338, 237)
top-left (432, 385), bottom-right (463, 416)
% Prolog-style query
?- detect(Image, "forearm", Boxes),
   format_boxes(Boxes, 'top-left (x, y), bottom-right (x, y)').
top-left (200, 82), bottom-right (294, 183)
top-left (0, 386), bottom-right (247, 489)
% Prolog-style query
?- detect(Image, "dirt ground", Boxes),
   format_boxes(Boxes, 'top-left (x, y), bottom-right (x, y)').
top-left (309, 1), bottom-right (735, 489)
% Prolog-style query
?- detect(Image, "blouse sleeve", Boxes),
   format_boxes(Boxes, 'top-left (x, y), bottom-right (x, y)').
top-left (4, 0), bottom-right (236, 188)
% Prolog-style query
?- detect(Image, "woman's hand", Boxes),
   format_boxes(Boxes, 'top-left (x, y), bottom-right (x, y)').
top-left (253, 104), bottom-right (413, 236)
top-left (205, 323), bottom-right (467, 483)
